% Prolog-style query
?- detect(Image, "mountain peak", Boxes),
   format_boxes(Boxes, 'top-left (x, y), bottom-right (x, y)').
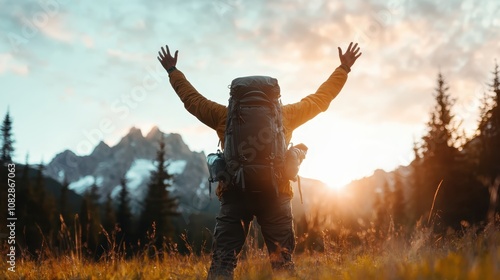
top-left (91, 141), bottom-right (111, 157)
top-left (128, 127), bottom-right (143, 138)
top-left (146, 126), bottom-right (163, 139)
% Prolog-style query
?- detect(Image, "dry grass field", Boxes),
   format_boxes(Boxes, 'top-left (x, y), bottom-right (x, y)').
top-left (2, 221), bottom-right (499, 280)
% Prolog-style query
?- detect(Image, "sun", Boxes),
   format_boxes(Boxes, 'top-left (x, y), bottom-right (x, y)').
top-left (316, 173), bottom-right (352, 191)
top-left (324, 179), bottom-right (349, 191)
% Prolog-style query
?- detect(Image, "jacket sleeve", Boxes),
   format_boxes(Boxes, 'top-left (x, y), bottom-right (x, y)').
top-left (168, 69), bottom-right (226, 130)
top-left (283, 66), bottom-right (348, 130)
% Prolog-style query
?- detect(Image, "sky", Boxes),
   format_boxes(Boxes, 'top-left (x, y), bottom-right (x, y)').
top-left (1, 0), bottom-right (499, 189)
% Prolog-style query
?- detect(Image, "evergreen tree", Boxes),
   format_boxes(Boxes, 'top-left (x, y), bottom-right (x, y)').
top-left (410, 141), bottom-right (426, 223)
top-left (392, 171), bottom-right (406, 228)
top-left (79, 180), bottom-right (101, 256)
top-left (60, 175), bottom-right (70, 225)
top-left (478, 62), bottom-right (500, 180)
top-left (103, 193), bottom-right (116, 233)
top-left (477, 61), bottom-right (500, 213)
top-left (17, 155), bottom-right (32, 239)
top-left (20, 162), bottom-right (58, 255)
top-left (140, 137), bottom-right (178, 249)
top-left (36, 162), bottom-right (57, 240)
top-left (0, 110), bottom-right (14, 230)
top-left (1, 109), bottom-right (14, 163)
top-left (422, 73), bottom-right (458, 157)
top-left (420, 73), bottom-right (459, 223)
top-left (417, 73), bottom-right (458, 228)
top-left (100, 193), bottom-right (117, 255)
top-left (418, 72), bottom-right (486, 228)
top-left (116, 177), bottom-right (133, 244)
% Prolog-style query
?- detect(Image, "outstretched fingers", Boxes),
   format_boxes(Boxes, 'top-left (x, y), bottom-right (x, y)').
top-left (347, 42), bottom-right (353, 53)
top-left (161, 46), bottom-right (168, 58)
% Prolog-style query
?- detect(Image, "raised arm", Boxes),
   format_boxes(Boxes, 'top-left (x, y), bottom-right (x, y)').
top-left (283, 42), bottom-right (362, 130)
top-left (158, 45), bottom-right (226, 130)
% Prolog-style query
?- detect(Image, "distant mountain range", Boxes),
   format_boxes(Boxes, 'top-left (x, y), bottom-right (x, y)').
top-left (44, 126), bottom-right (218, 218)
top-left (43, 126), bottom-right (403, 221)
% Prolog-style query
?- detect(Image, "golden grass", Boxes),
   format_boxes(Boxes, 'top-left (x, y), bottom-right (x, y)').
top-left (2, 224), bottom-right (499, 280)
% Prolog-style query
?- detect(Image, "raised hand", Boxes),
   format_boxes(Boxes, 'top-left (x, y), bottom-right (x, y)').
top-left (338, 42), bottom-right (362, 70)
top-left (157, 45), bottom-right (178, 72)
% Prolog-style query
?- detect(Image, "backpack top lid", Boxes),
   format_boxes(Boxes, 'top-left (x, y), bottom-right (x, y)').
top-left (230, 76), bottom-right (280, 99)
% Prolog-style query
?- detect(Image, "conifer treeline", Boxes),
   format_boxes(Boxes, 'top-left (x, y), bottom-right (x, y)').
top-left (375, 63), bottom-right (500, 233)
top-left (0, 118), bottom-right (180, 258)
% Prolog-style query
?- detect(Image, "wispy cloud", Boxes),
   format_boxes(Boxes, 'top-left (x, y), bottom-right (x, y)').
top-left (0, 53), bottom-right (29, 75)
top-left (37, 15), bottom-right (74, 43)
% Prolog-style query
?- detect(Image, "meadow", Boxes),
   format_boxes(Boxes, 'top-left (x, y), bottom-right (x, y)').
top-left (2, 219), bottom-right (499, 280)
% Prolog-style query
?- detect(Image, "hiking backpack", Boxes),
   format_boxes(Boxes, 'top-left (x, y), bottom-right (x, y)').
top-left (222, 75), bottom-right (287, 196)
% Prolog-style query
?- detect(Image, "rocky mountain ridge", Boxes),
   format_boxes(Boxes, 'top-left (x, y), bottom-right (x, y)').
top-left (44, 126), bottom-right (216, 216)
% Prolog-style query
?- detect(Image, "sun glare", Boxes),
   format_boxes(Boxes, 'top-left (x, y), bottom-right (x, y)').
top-left (325, 180), bottom-right (348, 191)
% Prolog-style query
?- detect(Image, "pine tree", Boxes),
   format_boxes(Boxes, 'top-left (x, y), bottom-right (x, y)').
top-left (0, 110), bottom-right (15, 230)
top-left (22, 162), bottom-right (58, 255)
top-left (1, 109), bottom-right (15, 163)
top-left (37, 163), bottom-right (57, 236)
top-left (413, 74), bottom-right (453, 226)
top-left (418, 72), bottom-right (488, 228)
top-left (60, 175), bottom-right (70, 225)
top-left (418, 73), bottom-right (462, 228)
top-left (410, 141), bottom-right (426, 223)
top-left (103, 194), bottom-right (116, 234)
top-left (477, 61), bottom-right (500, 213)
top-left (478, 62), bottom-right (500, 181)
top-left (392, 171), bottom-right (406, 228)
top-left (117, 177), bottom-right (133, 243)
top-left (140, 137), bottom-right (178, 249)
top-left (79, 180), bottom-right (101, 256)
top-left (100, 193), bottom-right (117, 255)
top-left (17, 155), bottom-right (32, 238)
top-left (422, 73), bottom-right (458, 158)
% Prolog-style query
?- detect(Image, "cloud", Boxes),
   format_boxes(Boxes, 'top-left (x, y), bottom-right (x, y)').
top-left (0, 53), bottom-right (29, 75)
top-left (36, 15), bottom-right (74, 43)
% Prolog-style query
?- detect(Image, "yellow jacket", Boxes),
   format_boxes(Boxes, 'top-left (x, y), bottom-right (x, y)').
top-left (169, 66), bottom-right (349, 197)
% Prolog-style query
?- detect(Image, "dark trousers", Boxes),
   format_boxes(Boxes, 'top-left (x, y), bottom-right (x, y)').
top-left (207, 190), bottom-right (296, 279)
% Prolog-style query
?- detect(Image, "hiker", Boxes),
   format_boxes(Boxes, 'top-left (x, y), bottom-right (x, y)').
top-left (158, 42), bottom-right (362, 279)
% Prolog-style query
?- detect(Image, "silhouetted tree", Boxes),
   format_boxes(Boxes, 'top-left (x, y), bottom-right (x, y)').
top-left (419, 73), bottom-right (459, 227)
top-left (477, 61), bottom-right (500, 212)
top-left (18, 162), bottom-right (58, 256)
top-left (0, 110), bottom-right (15, 230)
top-left (16, 155), bottom-right (32, 240)
top-left (410, 141), bottom-right (426, 224)
top-left (103, 193), bottom-right (116, 234)
top-left (116, 177), bottom-right (133, 245)
top-left (1, 109), bottom-right (14, 163)
top-left (139, 137), bottom-right (178, 250)
top-left (392, 171), bottom-right (406, 228)
top-left (36, 163), bottom-right (57, 240)
top-left (59, 175), bottom-right (71, 225)
top-left (79, 181), bottom-right (101, 257)
top-left (416, 72), bottom-right (487, 229)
